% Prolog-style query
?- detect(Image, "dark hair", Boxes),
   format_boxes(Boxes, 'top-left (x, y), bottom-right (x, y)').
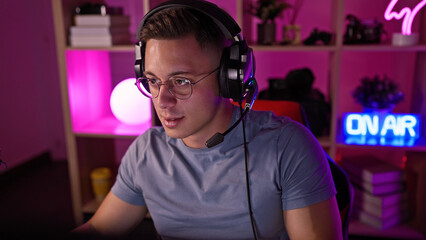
top-left (141, 7), bottom-right (226, 50)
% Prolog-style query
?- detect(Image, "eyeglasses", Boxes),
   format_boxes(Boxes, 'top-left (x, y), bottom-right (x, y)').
top-left (135, 67), bottom-right (219, 100)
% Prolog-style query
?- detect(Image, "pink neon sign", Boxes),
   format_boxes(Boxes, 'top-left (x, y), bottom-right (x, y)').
top-left (384, 0), bottom-right (426, 35)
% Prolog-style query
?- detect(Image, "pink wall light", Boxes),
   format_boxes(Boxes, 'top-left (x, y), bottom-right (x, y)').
top-left (385, 0), bottom-right (426, 45)
top-left (384, 0), bottom-right (426, 35)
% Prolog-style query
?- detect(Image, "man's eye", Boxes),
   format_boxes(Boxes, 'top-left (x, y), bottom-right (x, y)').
top-left (147, 78), bottom-right (159, 85)
top-left (174, 78), bottom-right (191, 87)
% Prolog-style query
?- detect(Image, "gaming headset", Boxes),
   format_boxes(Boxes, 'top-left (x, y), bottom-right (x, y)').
top-left (134, 0), bottom-right (257, 104)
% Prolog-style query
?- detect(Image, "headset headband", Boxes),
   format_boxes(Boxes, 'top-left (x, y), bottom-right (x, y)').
top-left (136, 0), bottom-right (242, 43)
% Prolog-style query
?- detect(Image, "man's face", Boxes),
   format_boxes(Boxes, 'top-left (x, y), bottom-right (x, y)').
top-left (144, 34), bottom-right (231, 148)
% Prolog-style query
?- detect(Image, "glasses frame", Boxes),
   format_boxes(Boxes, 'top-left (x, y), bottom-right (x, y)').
top-left (135, 67), bottom-right (220, 100)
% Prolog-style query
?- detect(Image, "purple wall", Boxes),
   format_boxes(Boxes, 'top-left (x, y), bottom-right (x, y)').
top-left (0, 0), bottom-right (66, 172)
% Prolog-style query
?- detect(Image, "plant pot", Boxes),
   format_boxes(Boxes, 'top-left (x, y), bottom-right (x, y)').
top-left (257, 23), bottom-right (276, 45)
top-left (363, 107), bottom-right (394, 114)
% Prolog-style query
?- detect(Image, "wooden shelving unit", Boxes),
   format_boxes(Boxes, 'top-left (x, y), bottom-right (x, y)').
top-left (51, 0), bottom-right (426, 238)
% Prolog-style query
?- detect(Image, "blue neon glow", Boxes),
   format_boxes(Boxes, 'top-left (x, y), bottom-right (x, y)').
top-left (344, 136), bottom-right (416, 147)
top-left (342, 112), bottom-right (421, 147)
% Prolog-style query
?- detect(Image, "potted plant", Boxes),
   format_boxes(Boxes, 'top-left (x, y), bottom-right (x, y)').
top-left (352, 75), bottom-right (404, 111)
top-left (250, 0), bottom-right (291, 45)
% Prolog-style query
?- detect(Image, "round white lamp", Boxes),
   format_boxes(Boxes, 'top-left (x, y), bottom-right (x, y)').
top-left (110, 78), bottom-right (151, 125)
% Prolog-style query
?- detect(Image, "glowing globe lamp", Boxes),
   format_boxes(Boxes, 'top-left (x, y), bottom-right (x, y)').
top-left (110, 78), bottom-right (151, 125)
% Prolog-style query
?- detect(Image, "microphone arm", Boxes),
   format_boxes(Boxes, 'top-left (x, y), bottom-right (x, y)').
top-left (205, 78), bottom-right (258, 148)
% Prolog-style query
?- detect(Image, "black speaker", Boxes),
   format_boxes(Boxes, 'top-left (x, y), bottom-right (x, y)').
top-left (134, 0), bottom-right (256, 103)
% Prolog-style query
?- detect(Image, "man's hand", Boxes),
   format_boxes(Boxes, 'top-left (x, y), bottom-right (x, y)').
top-left (72, 191), bottom-right (148, 238)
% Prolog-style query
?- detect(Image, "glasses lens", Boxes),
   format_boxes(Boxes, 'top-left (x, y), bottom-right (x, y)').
top-left (136, 78), bottom-right (154, 98)
top-left (136, 78), bottom-right (193, 100)
top-left (171, 79), bottom-right (192, 99)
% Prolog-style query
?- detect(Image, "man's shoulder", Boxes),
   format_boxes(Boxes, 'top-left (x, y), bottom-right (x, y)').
top-left (248, 109), bottom-right (302, 129)
top-left (247, 109), bottom-right (315, 144)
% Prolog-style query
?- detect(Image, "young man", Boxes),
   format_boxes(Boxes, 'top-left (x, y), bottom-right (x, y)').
top-left (73, 1), bottom-right (342, 239)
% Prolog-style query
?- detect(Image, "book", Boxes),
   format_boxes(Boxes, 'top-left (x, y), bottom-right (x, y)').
top-left (70, 34), bottom-right (131, 47)
top-left (348, 172), bottom-right (405, 195)
top-left (353, 188), bottom-right (409, 219)
top-left (70, 26), bottom-right (129, 36)
top-left (352, 207), bottom-right (409, 230)
top-left (354, 186), bottom-right (407, 209)
top-left (342, 156), bottom-right (404, 185)
top-left (74, 14), bottom-right (130, 27)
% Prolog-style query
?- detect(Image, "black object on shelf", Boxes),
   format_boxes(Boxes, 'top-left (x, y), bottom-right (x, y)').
top-left (258, 68), bottom-right (331, 137)
top-left (344, 14), bottom-right (386, 44)
top-left (303, 28), bottom-right (332, 45)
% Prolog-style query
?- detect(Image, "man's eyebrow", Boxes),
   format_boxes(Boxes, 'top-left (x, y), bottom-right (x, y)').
top-left (143, 71), bottom-right (157, 78)
top-left (144, 70), bottom-right (192, 78)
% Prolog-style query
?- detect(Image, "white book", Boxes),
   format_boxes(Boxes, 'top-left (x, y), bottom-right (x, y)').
top-left (353, 193), bottom-right (409, 219)
top-left (349, 172), bottom-right (405, 195)
top-left (342, 156), bottom-right (404, 185)
top-left (70, 26), bottom-right (129, 36)
top-left (70, 34), bottom-right (131, 47)
top-left (74, 14), bottom-right (130, 27)
top-left (352, 207), bottom-right (409, 230)
top-left (354, 187), bottom-right (407, 209)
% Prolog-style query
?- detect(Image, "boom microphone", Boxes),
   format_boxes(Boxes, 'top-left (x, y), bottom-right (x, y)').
top-left (205, 78), bottom-right (258, 148)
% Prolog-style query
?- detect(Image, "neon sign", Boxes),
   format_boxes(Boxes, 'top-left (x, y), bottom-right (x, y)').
top-left (384, 0), bottom-right (426, 35)
top-left (342, 112), bottom-right (421, 147)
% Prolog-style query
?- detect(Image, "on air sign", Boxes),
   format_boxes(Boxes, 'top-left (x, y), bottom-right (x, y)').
top-left (342, 112), bottom-right (421, 146)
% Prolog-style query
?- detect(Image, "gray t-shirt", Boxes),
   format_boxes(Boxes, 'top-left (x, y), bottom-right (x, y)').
top-left (111, 106), bottom-right (336, 239)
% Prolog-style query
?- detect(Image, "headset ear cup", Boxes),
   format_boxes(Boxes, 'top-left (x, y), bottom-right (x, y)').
top-left (218, 47), bottom-right (231, 99)
top-left (140, 42), bottom-right (146, 74)
top-left (219, 44), bottom-right (248, 103)
top-left (134, 41), bottom-right (146, 78)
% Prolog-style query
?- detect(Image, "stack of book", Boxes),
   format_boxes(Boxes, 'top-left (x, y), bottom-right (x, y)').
top-left (342, 156), bottom-right (409, 230)
top-left (70, 14), bottom-right (131, 47)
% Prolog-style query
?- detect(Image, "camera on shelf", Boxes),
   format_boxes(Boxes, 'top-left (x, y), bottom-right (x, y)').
top-left (344, 14), bottom-right (386, 44)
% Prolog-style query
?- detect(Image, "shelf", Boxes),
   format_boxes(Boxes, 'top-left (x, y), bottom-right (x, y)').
top-left (65, 43), bottom-right (426, 53)
top-left (349, 220), bottom-right (425, 239)
top-left (336, 136), bottom-right (426, 151)
top-left (251, 44), bottom-right (338, 52)
top-left (66, 45), bottom-right (135, 52)
top-left (73, 116), bottom-right (151, 138)
top-left (342, 44), bottom-right (426, 52)
top-left (65, 44), bottom-right (339, 52)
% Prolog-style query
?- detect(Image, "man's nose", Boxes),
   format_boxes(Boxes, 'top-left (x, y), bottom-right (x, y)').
top-left (156, 84), bottom-right (177, 109)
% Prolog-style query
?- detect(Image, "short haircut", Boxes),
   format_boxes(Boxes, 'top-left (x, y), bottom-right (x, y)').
top-left (140, 7), bottom-right (226, 51)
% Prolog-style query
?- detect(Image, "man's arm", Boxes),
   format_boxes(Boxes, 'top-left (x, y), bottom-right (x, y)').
top-left (72, 191), bottom-right (148, 238)
top-left (283, 196), bottom-right (342, 240)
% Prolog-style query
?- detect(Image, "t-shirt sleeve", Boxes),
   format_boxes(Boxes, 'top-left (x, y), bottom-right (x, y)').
top-left (111, 139), bottom-right (146, 206)
top-left (279, 122), bottom-right (336, 210)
